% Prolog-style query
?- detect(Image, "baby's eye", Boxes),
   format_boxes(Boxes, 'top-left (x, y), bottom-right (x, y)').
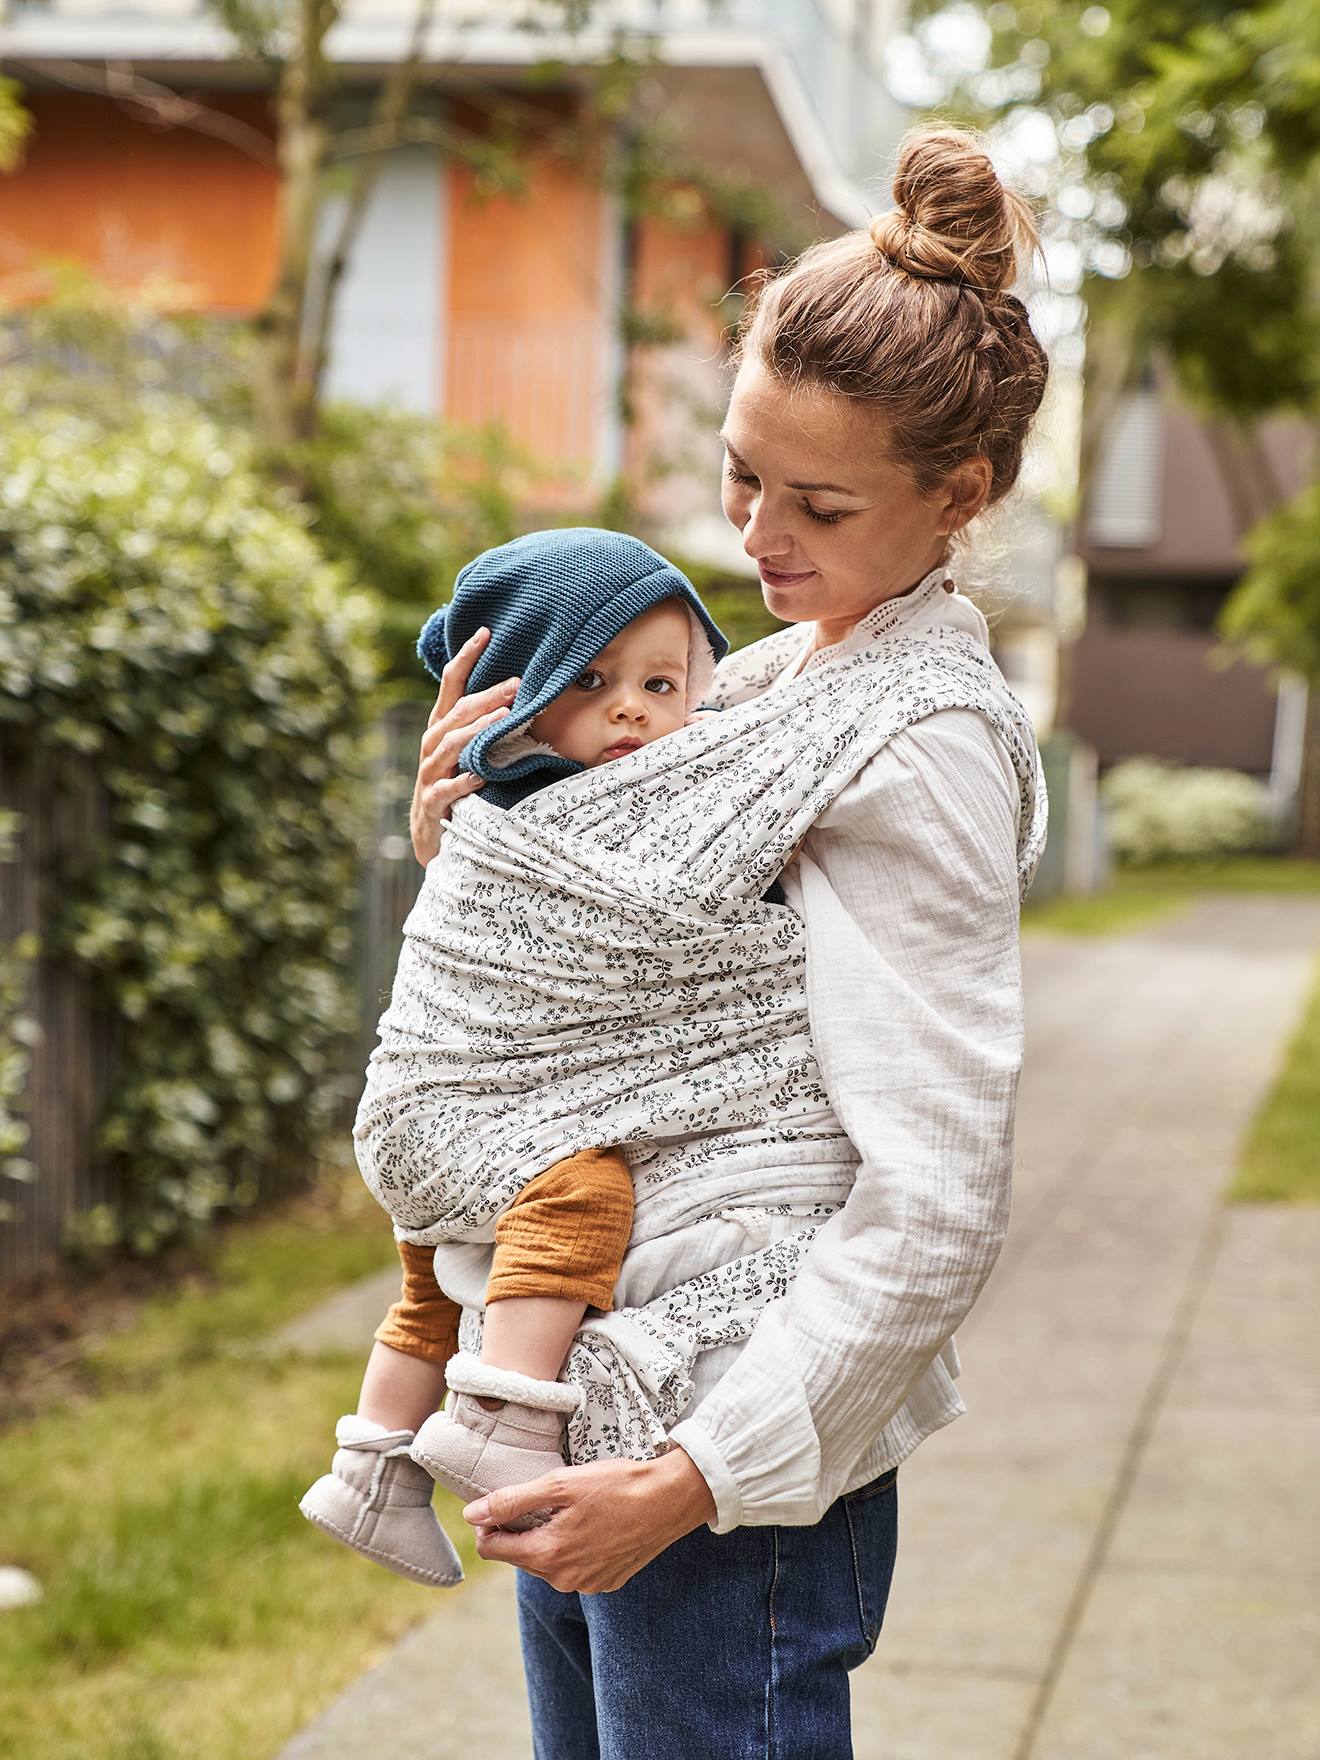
top-left (574, 668), bottom-right (604, 691)
top-left (645, 677), bottom-right (678, 695)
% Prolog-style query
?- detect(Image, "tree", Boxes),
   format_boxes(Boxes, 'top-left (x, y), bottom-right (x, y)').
top-left (904, 0), bottom-right (1320, 846)
top-left (0, 75), bottom-right (30, 172)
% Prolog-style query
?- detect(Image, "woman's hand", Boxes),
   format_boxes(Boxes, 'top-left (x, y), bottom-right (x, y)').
top-left (410, 627), bottom-right (521, 866)
top-left (464, 1446), bottom-right (718, 1594)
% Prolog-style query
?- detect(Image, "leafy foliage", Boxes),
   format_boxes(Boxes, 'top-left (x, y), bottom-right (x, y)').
top-left (1100, 757), bottom-right (1275, 864)
top-left (1220, 476), bottom-right (1320, 680)
top-left (287, 403), bottom-right (538, 689)
top-left (0, 395), bottom-right (378, 1253)
top-left (0, 807), bottom-right (39, 1219)
top-left (907, 0), bottom-right (1320, 417)
top-left (0, 75), bottom-right (31, 173)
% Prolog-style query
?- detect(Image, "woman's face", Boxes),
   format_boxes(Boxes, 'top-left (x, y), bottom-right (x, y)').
top-left (719, 358), bottom-right (988, 642)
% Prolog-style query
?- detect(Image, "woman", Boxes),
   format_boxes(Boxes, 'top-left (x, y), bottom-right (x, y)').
top-left (406, 125), bottom-right (1050, 1756)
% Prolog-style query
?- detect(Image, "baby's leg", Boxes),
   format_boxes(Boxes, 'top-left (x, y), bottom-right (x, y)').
top-left (411, 1146), bottom-right (634, 1524)
top-left (357, 1240), bottom-right (461, 1430)
top-left (482, 1144), bottom-right (636, 1379)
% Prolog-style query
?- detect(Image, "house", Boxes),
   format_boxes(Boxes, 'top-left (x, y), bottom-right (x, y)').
top-left (0, 0), bottom-right (911, 563)
top-left (1071, 361), bottom-right (1312, 807)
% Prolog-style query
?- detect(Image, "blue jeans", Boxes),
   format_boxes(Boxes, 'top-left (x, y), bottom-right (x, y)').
top-left (516, 1467), bottom-right (899, 1759)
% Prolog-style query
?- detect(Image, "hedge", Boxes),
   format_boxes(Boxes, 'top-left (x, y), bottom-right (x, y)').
top-left (0, 395), bottom-right (378, 1253)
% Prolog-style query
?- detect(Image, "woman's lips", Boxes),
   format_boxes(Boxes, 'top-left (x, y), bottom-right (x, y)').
top-left (758, 563), bottom-right (816, 587)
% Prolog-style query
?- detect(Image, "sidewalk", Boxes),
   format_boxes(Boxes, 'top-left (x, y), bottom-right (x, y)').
top-left (278, 894), bottom-right (1320, 1760)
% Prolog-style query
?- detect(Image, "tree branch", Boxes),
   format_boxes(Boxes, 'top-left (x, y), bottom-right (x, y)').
top-left (327, 117), bottom-right (490, 165)
top-left (21, 59), bottom-right (277, 167)
top-left (1203, 417), bottom-right (1265, 540)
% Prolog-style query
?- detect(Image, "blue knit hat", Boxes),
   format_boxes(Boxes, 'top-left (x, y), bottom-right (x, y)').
top-left (417, 527), bottom-right (729, 810)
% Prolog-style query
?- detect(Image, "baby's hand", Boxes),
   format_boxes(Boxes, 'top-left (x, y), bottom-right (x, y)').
top-left (684, 709), bottom-right (720, 726)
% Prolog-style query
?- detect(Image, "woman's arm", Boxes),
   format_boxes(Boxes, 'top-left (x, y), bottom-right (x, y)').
top-left (669, 706), bottom-right (1024, 1529)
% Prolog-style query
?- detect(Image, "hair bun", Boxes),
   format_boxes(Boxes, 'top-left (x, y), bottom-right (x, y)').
top-left (868, 126), bottom-right (1038, 296)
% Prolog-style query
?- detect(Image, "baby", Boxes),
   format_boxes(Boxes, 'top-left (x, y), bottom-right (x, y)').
top-left (301, 529), bottom-right (729, 1586)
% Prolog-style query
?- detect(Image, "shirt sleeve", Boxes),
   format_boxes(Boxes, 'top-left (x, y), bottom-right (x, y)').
top-left (669, 706), bottom-right (1025, 1530)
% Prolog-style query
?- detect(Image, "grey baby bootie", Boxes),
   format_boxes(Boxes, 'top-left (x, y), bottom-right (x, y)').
top-left (410, 1354), bottom-right (581, 1533)
top-left (300, 1415), bottom-right (465, 1587)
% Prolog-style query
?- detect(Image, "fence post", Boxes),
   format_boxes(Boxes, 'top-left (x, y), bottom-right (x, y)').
top-left (0, 735), bottom-right (113, 1288)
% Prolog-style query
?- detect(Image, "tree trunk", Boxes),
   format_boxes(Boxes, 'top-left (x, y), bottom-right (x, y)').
top-left (250, 0), bottom-right (337, 450)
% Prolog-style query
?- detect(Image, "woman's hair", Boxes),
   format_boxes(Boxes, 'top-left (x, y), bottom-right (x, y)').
top-left (736, 125), bottom-right (1050, 512)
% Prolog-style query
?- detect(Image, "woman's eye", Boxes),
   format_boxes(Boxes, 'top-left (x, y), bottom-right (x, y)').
top-left (727, 461), bottom-right (845, 526)
top-left (645, 678), bottom-right (677, 695)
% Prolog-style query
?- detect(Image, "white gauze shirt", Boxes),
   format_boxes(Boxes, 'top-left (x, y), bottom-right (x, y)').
top-left (662, 571), bottom-right (1025, 1531)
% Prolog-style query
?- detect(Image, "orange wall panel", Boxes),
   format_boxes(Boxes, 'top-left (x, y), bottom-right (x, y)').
top-left (0, 95), bottom-right (279, 311)
top-left (625, 209), bottom-right (733, 512)
top-left (632, 209), bottom-right (729, 331)
top-left (443, 153), bottom-right (609, 471)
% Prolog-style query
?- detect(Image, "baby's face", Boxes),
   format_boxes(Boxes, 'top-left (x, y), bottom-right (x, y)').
top-left (529, 600), bottom-right (691, 769)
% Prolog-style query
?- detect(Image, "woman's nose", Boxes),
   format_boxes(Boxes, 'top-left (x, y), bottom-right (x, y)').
top-left (740, 494), bottom-right (793, 563)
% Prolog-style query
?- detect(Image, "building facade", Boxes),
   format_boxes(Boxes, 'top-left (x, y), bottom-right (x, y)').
top-left (0, 0), bottom-right (909, 562)
top-left (1072, 362), bottom-right (1312, 796)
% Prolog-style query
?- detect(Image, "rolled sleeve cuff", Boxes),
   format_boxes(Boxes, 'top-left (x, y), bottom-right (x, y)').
top-left (667, 1419), bottom-right (744, 1534)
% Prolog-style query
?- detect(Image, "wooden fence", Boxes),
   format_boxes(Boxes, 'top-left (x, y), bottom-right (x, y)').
top-left (0, 736), bottom-right (115, 1291)
top-left (0, 703), bottom-right (430, 1291)
top-left (354, 700), bottom-right (430, 1069)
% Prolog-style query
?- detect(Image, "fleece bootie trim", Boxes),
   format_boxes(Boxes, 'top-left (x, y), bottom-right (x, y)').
top-left (334, 1414), bottom-right (417, 1455)
top-left (443, 1352), bottom-right (581, 1415)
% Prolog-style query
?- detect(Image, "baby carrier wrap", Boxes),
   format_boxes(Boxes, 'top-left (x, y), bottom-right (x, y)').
top-left (355, 596), bottom-right (1047, 1465)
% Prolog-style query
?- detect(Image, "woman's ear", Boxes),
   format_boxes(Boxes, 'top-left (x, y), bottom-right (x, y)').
top-left (935, 456), bottom-right (993, 537)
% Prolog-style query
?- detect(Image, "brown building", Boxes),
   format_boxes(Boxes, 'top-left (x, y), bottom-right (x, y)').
top-left (1072, 364), bottom-right (1312, 784)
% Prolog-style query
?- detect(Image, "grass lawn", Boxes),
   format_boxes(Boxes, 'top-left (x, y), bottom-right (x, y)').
top-left (1231, 949), bottom-right (1320, 1203)
top-left (1022, 855), bottom-right (1320, 937)
top-left (0, 1173), bottom-right (476, 1760)
top-left (1021, 880), bottom-right (1190, 937)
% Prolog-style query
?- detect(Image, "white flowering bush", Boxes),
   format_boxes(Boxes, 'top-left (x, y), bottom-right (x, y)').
top-left (0, 397), bottom-right (378, 1253)
top-left (1100, 757), bottom-right (1274, 866)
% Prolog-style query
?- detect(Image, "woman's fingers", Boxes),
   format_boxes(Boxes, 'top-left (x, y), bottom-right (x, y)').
top-left (421, 675), bottom-right (521, 758)
top-left (410, 770), bottom-right (484, 867)
top-left (411, 630), bottom-right (519, 866)
top-left (429, 625), bottom-right (492, 723)
top-left (418, 705), bottom-right (513, 789)
top-left (426, 772), bottom-right (486, 809)
top-left (465, 1474), bottom-right (568, 1532)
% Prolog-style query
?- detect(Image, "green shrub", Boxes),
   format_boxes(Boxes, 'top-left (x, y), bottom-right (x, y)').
top-left (0, 396), bottom-right (378, 1253)
top-left (288, 404), bottom-right (539, 690)
top-left (1100, 757), bottom-right (1275, 866)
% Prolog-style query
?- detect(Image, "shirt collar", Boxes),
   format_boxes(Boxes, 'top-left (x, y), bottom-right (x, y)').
top-left (780, 563), bottom-right (956, 681)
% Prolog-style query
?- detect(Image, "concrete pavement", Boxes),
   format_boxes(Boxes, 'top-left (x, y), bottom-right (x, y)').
top-left (278, 894), bottom-right (1320, 1760)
